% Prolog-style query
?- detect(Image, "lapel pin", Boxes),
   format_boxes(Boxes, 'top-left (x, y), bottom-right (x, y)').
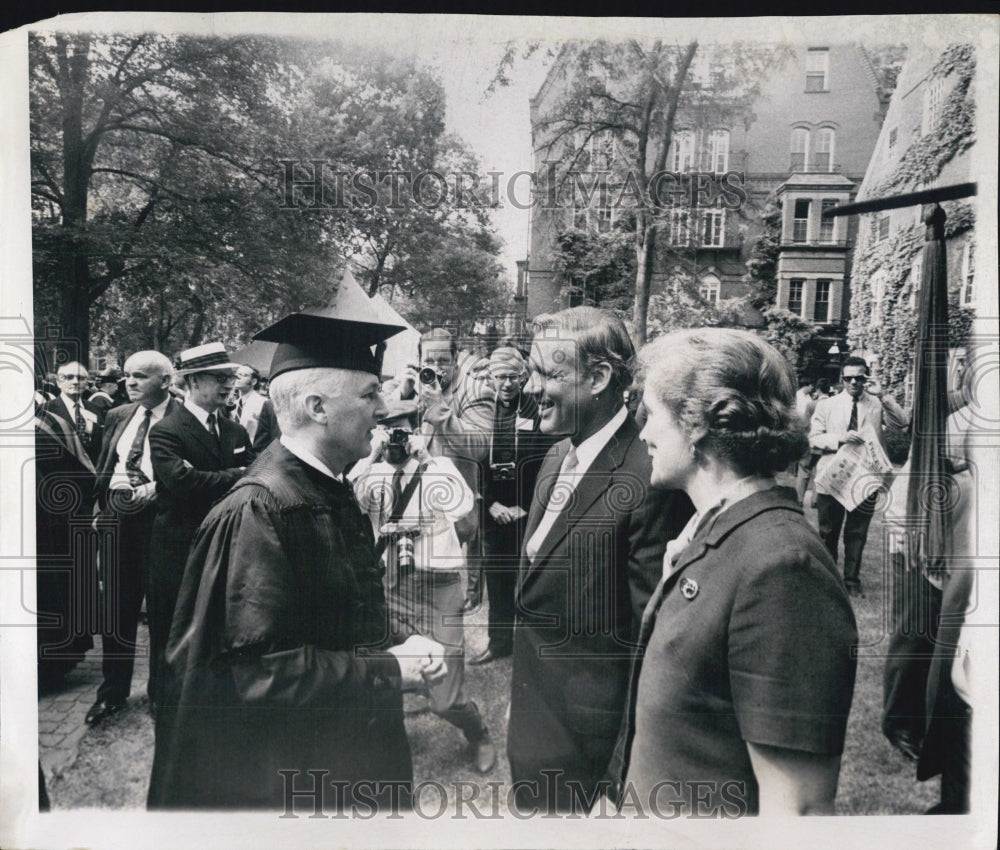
top-left (679, 577), bottom-right (699, 600)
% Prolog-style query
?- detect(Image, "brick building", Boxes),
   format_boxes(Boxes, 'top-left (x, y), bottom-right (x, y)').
top-left (520, 42), bottom-right (888, 367)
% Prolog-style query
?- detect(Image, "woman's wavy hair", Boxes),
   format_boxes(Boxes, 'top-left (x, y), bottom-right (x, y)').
top-left (638, 328), bottom-right (808, 477)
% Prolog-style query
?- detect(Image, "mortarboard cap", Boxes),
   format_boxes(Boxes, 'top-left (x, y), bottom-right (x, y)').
top-left (252, 268), bottom-right (407, 380)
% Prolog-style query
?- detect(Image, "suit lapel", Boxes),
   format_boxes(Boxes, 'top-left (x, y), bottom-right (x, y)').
top-left (179, 405), bottom-right (221, 461)
top-left (518, 417), bottom-right (637, 592)
top-left (101, 403), bottom-right (138, 474)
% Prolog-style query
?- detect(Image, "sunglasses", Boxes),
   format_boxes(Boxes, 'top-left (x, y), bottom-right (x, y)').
top-left (843, 376), bottom-right (868, 384)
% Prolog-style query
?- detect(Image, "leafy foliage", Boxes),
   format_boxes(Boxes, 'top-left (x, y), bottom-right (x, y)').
top-left (30, 34), bottom-right (507, 363)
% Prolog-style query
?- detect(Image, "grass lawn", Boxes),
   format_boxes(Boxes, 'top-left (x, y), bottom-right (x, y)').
top-left (46, 501), bottom-right (938, 815)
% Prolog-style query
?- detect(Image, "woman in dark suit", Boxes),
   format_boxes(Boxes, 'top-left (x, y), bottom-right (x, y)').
top-left (615, 328), bottom-right (858, 816)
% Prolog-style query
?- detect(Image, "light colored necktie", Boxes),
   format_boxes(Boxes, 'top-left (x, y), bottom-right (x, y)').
top-left (525, 444), bottom-right (580, 563)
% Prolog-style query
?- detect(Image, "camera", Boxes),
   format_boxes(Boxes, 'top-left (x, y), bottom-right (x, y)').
top-left (384, 428), bottom-right (412, 465)
top-left (381, 524), bottom-right (421, 576)
top-left (418, 366), bottom-right (442, 386)
top-left (491, 462), bottom-right (516, 481)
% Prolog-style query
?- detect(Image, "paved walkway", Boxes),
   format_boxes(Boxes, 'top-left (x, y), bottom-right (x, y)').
top-left (37, 623), bottom-right (150, 780)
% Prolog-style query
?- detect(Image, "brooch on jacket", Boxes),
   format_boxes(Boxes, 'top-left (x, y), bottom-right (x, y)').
top-left (679, 577), bottom-right (699, 600)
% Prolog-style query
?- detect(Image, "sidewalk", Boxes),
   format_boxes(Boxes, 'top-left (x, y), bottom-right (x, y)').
top-left (38, 623), bottom-right (151, 781)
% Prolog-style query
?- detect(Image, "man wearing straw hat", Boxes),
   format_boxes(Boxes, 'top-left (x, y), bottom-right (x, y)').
top-left (145, 342), bottom-right (255, 712)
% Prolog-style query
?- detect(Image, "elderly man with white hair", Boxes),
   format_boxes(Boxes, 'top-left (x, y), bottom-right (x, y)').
top-left (148, 310), bottom-right (447, 811)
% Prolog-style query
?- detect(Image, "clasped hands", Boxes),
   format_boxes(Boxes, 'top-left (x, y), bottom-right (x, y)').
top-left (388, 634), bottom-right (448, 689)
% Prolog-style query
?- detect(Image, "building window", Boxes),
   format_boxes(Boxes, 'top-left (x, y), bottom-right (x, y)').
top-left (814, 128), bottom-right (835, 171)
top-left (701, 209), bottom-right (725, 247)
top-left (814, 279), bottom-right (831, 322)
top-left (788, 279), bottom-right (804, 315)
top-left (806, 48), bottom-right (829, 92)
top-left (666, 209), bottom-right (690, 246)
top-left (793, 199), bottom-right (811, 242)
top-left (961, 241), bottom-right (975, 305)
top-left (707, 129), bottom-right (730, 173)
top-left (671, 131), bottom-right (695, 172)
top-left (922, 77), bottom-right (946, 135)
top-left (886, 127), bottom-right (898, 160)
top-left (904, 367), bottom-right (915, 408)
top-left (819, 199), bottom-right (837, 242)
top-left (790, 128), bottom-right (809, 171)
top-left (871, 270), bottom-right (886, 315)
top-left (699, 274), bottom-right (721, 304)
top-left (596, 205), bottom-right (613, 233)
top-left (874, 215), bottom-right (890, 242)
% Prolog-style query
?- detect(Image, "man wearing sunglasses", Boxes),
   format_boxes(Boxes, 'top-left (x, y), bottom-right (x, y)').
top-left (146, 343), bottom-right (255, 711)
top-left (810, 355), bottom-right (908, 596)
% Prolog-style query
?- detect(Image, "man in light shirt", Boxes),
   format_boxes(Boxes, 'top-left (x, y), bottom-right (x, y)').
top-left (351, 413), bottom-right (497, 774)
top-left (232, 363), bottom-right (267, 443)
top-left (506, 307), bottom-right (692, 812)
top-left (86, 351), bottom-right (179, 725)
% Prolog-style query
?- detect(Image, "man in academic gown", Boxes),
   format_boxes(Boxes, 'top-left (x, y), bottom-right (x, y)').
top-left (148, 307), bottom-right (447, 810)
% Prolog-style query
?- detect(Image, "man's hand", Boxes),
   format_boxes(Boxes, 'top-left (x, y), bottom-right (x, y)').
top-left (841, 431), bottom-right (865, 445)
top-left (368, 426), bottom-right (390, 461)
top-left (489, 501), bottom-right (514, 524)
top-left (389, 635), bottom-right (448, 688)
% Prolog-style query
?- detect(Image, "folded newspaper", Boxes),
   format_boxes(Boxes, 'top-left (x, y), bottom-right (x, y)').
top-left (814, 425), bottom-right (894, 511)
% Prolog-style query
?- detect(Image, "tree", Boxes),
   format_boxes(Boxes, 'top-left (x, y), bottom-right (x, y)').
top-left (528, 39), bottom-right (792, 344)
top-left (30, 33), bottom-right (335, 362)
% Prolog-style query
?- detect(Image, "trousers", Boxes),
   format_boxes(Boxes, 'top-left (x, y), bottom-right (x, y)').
top-left (816, 493), bottom-right (877, 586)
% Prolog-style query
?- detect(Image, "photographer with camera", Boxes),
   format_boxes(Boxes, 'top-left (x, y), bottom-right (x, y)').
top-left (350, 410), bottom-right (498, 774)
top-left (471, 347), bottom-right (557, 665)
top-left (398, 328), bottom-right (494, 611)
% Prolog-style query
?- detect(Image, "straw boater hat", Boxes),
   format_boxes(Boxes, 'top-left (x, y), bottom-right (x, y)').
top-left (174, 342), bottom-right (239, 376)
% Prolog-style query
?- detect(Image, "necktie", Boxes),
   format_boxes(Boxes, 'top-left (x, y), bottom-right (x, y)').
top-left (391, 468), bottom-right (405, 512)
top-left (848, 399), bottom-right (858, 432)
top-left (74, 402), bottom-right (86, 438)
top-left (235, 394), bottom-right (244, 423)
top-left (207, 413), bottom-right (221, 451)
top-left (563, 445), bottom-right (579, 473)
top-left (126, 408), bottom-right (153, 486)
top-left (525, 444), bottom-right (580, 563)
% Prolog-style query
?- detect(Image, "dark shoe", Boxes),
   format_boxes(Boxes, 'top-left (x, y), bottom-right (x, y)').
top-left (845, 583), bottom-right (864, 598)
top-left (85, 700), bottom-right (125, 726)
top-left (469, 647), bottom-right (511, 666)
top-left (888, 730), bottom-right (922, 761)
top-left (470, 734), bottom-right (497, 774)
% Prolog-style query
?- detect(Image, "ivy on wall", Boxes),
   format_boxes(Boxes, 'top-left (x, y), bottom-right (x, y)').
top-left (849, 44), bottom-right (977, 402)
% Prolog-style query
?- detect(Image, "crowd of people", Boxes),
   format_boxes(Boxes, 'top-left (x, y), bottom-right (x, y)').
top-left (33, 303), bottom-right (975, 816)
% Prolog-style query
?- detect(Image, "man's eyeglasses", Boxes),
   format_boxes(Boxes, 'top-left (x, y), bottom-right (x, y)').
top-left (491, 373), bottom-right (521, 385)
top-left (843, 376), bottom-right (868, 384)
top-left (199, 372), bottom-right (237, 385)
top-left (58, 374), bottom-right (88, 382)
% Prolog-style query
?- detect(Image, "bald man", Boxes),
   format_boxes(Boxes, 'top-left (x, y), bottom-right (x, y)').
top-left (87, 351), bottom-right (180, 725)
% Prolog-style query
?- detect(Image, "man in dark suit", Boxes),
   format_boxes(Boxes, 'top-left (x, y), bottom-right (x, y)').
top-left (507, 307), bottom-right (692, 813)
top-left (146, 343), bottom-right (255, 709)
top-left (85, 351), bottom-right (178, 724)
top-left (44, 361), bottom-right (103, 463)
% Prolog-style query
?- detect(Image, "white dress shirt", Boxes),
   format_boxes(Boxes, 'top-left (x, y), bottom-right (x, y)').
top-left (109, 397), bottom-right (172, 491)
top-left (524, 405), bottom-right (628, 564)
top-left (350, 454), bottom-right (474, 571)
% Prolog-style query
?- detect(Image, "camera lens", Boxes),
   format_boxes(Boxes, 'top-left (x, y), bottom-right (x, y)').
top-left (397, 533), bottom-right (415, 573)
top-left (418, 367), bottom-right (438, 386)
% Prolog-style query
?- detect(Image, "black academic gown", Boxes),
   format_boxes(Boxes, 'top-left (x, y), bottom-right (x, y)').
top-left (148, 441), bottom-right (413, 810)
